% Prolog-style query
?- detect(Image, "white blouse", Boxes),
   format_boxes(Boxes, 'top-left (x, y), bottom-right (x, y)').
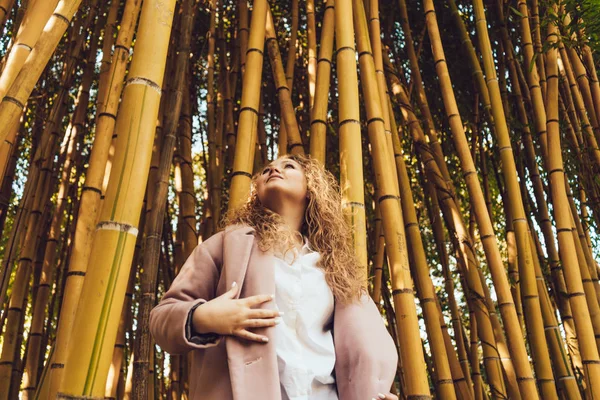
top-left (272, 238), bottom-right (338, 400)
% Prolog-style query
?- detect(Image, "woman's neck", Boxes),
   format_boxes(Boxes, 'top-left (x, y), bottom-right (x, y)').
top-left (269, 201), bottom-right (305, 234)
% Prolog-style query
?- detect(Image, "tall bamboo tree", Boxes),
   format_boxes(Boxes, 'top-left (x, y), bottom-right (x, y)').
top-left (56, 0), bottom-right (177, 396)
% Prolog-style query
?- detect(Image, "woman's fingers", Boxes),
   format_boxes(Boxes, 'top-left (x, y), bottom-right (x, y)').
top-left (234, 328), bottom-right (269, 343)
top-left (372, 393), bottom-right (398, 400)
top-left (222, 281), bottom-right (239, 299)
top-left (246, 308), bottom-right (282, 319)
top-left (243, 317), bottom-right (282, 328)
top-left (242, 293), bottom-right (275, 307)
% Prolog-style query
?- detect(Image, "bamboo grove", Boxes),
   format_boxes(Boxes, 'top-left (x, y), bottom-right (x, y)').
top-left (0, 0), bottom-right (600, 398)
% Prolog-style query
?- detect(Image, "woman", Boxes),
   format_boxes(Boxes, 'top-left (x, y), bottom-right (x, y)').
top-left (150, 154), bottom-right (398, 400)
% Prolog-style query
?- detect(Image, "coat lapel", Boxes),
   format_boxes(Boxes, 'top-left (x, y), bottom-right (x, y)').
top-left (221, 225), bottom-right (255, 297)
top-left (223, 226), bottom-right (281, 400)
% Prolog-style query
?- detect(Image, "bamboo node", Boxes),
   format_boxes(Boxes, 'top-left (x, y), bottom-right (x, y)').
top-left (57, 393), bottom-right (103, 400)
top-left (52, 13), bottom-right (71, 25)
top-left (16, 42), bottom-right (32, 51)
top-left (125, 77), bottom-right (162, 94)
top-left (392, 288), bottom-right (414, 295)
top-left (3, 96), bottom-right (24, 109)
top-left (96, 221), bottom-right (139, 236)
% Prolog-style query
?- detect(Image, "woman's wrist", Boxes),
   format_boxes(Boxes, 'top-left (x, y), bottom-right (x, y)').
top-left (192, 303), bottom-right (214, 334)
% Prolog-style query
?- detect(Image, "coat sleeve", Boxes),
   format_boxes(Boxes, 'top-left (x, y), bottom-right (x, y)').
top-left (334, 293), bottom-right (398, 399)
top-left (150, 231), bottom-right (224, 354)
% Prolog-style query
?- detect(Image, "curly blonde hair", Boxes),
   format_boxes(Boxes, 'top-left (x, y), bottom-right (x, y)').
top-left (222, 154), bottom-right (366, 304)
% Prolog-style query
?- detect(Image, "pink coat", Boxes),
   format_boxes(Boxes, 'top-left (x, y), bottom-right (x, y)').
top-left (150, 225), bottom-right (398, 399)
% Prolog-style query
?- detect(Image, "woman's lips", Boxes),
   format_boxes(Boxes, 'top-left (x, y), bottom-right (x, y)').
top-left (267, 175), bottom-right (283, 182)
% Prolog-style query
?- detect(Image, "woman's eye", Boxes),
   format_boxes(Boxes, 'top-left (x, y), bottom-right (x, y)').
top-left (261, 168), bottom-right (270, 174)
top-left (284, 164), bottom-right (294, 169)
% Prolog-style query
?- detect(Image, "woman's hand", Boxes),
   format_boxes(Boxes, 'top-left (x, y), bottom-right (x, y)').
top-left (372, 393), bottom-right (398, 400)
top-left (192, 282), bottom-right (282, 343)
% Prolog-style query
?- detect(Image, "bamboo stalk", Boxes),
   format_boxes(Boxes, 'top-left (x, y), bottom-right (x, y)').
top-left (44, 1), bottom-right (143, 397)
top-left (335, 0), bottom-right (368, 283)
top-left (21, 27), bottom-right (98, 398)
top-left (0, 7), bottom-right (98, 393)
top-left (469, 0), bottom-right (557, 397)
top-left (306, 0), bottom-right (316, 109)
top-left (132, 0), bottom-right (195, 396)
top-left (396, 0), bottom-right (453, 192)
top-left (546, 6), bottom-right (600, 397)
top-left (265, 7), bottom-right (304, 155)
top-left (0, 0), bottom-right (84, 145)
top-left (227, 0), bottom-right (267, 211)
top-left (0, 0), bottom-right (59, 101)
top-left (56, 0), bottom-right (177, 396)
top-left (385, 52), bottom-right (511, 400)
top-left (352, 0), bottom-right (430, 395)
top-left (422, 176), bottom-right (473, 395)
top-left (206, 0), bottom-right (219, 235)
top-left (0, 0), bottom-right (15, 30)
top-left (309, 0), bottom-right (334, 164)
top-left (388, 100), bottom-right (459, 399)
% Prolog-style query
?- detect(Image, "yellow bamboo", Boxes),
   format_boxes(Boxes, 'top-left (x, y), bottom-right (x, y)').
top-left (470, 0), bottom-right (558, 396)
top-left (580, 42), bottom-right (600, 121)
top-left (207, 0), bottom-right (219, 235)
top-left (558, 44), bottom-right (600, 194)
top-left (0, 0), bottom-right (14, 30)
top-left (56, 0), bottom-right (176, 396)
top-left (352, 0), bottom-right (430, 395)
top-left (306, 0), bottom-right (316, 109)
top-left (566, 180), bottom-right (600, 306)
top-left (309, 0), bottom-right (334, 164)
top-left (530, 0), bottom-right (546, 101)
top-left (335, 0), bottom-right (368, 282)
top-left (96, 0), bottom-right (120, 114)
top-left (0, 128), bottom-right (58, 400)
top-left (370, 200), bottom-right (384, 305)
top-left (275, 0), bottom-right (298, 154)
top-left (0, 0), bottom-right (59, 100)
top-left (396, 0), bottom-right (453, 192)
top-left (565, 43), bottom-right (600, 144)
top-left (368, 0), bottom-right (397, 196)
top-left (422, 178), bottom-right (473, 394)
top-left (105, 264), bottom-right (136, 399)
top-left (285, 0), bottom-right (298, 90)
top-left (227, 0), bottom-right (267, 211)
top-left (388, 100), bottom-right (459, 399)
top-left (515, 0), bottom-right (548, 159)
top-left (385, 54), bottom-right (510, 400)
top-left (133, 0), bottom-right (195, 395)
top-left (44, 2), bottom-right (143, 397)
top-left (0, 0), bottom-right (84, 145)
top-left (0, 7), bottom-right (97, 392)
top-left (21, 28), bottom-right (98, 398)
top-left (265, 7), bottom-right (304, 155)
top-left (546, 7), bottom-right (600, 397)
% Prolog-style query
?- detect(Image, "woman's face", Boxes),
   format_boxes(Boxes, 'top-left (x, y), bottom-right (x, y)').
top-left (256, 157), bottom-right (308, 212)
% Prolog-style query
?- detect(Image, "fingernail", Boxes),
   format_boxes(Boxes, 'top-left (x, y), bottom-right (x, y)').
top-left (278, 311), bottom-right (285, 316)
top-left (270, 294), bottom-right (275, 299)
top-left (262, 337), bottom-right (269, 342)
top-left (372, 398), bottom-right (377, 400)
top-left (274, 317), bottom-right (282, 324)
top-left (378, 394), bottom-right (386, 399)
top-left (232, 281), bottom-right (237, 288)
